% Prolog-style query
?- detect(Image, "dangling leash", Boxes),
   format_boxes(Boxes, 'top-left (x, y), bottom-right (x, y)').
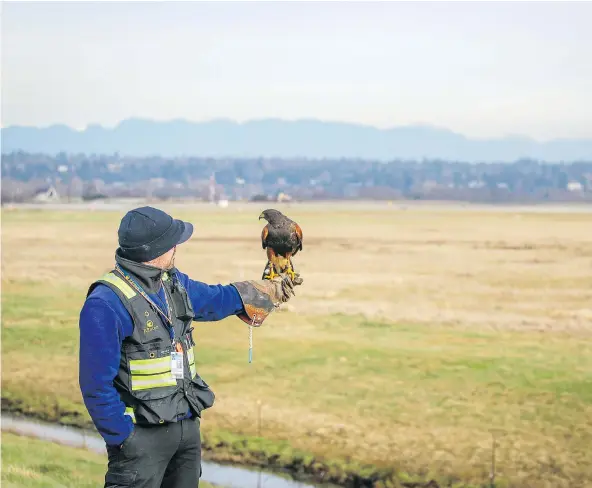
top-left (248, 264), bottom-right (272, 364)
top-left (249, 316), bottom-right (254, 364)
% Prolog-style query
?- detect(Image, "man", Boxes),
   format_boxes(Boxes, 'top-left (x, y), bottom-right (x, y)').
top-left (79, 206), bottom-right (301, 488)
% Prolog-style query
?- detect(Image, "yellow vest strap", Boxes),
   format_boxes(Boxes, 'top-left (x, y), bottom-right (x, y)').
top-left (100, 272), bottom-right (136, 299)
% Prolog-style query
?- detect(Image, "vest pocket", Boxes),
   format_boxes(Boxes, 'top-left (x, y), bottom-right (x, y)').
top-left (125, 344), bottom-right (179, 401)
top-left (189, 374), bottom-right (215, 412)
top-left (130, 356), bottom-right (177, 391)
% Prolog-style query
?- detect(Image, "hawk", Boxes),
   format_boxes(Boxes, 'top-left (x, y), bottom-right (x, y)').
top-left (259, 209), bottom-right (303, 281)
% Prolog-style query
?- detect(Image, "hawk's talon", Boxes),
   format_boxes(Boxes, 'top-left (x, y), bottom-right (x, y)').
top-left (265, 267), bottom-right (279, 280)
top-left (286, 268), bottom-right (296, 282)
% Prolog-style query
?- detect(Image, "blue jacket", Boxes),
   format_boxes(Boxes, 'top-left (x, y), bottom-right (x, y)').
top-left (79, 269), bottom-right (244, 446)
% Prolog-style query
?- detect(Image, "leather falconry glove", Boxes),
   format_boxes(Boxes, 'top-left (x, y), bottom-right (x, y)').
top-left (232, 273), bottom-right (302, 327)
top-left (291, 272), bottom-right (304, 286)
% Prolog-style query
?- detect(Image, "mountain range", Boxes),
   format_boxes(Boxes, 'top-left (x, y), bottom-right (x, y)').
top-left (2, 118), bottom-right (591, 162)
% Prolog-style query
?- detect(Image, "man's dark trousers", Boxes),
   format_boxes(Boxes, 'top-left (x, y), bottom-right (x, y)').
top-left (104, 417), bottom-right (201, 488)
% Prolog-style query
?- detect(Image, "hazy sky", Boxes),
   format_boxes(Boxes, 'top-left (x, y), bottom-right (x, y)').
top-left (2, 1), bottom-right (592, 140)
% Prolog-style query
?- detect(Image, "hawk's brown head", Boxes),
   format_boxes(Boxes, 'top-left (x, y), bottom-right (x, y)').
top-left (259, 209), bottom-right (285, 225)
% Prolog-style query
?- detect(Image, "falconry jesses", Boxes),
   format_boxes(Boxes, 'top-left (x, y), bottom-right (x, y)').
top-left (259, 209), bottom-right (303, 281)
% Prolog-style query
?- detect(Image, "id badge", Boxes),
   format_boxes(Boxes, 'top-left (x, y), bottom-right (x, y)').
top-left (171, 352), bottom-right (184, 379)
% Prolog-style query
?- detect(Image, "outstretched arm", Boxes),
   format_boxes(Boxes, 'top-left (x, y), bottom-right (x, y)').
top-left (176, 270), bottom-right (301, 325)
top-left (177, 271), bottom-right (245, 321)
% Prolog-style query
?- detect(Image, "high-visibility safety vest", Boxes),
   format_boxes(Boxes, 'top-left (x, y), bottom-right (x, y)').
top-left (87, 269), bottom-right (215, 426)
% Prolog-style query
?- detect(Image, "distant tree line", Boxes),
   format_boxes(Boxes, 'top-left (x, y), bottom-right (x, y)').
top-left (2, 151), bottom-right (591, 204)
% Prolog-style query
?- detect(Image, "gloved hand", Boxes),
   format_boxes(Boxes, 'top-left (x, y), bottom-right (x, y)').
top-left (290, 272), bottom-right (304, 286)
top-left (232, 273), bottom-right (302, 326)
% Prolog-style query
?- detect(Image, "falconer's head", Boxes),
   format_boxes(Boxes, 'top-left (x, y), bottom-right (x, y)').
top-left (117, 206), bottom-right (193, 270)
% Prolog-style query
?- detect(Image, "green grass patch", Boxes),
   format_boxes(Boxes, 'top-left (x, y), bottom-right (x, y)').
top-left (1, 432), bottom-right (217, 488)
top-left (3, 279), bottom-right (591, 486)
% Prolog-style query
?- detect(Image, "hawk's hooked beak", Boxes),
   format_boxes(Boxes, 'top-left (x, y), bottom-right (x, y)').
top-left (258, 213), bottom-right (265, 220)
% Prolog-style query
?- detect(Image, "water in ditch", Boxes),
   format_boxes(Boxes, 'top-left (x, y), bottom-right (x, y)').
top-left (1, 414), bottom-right (333, 488)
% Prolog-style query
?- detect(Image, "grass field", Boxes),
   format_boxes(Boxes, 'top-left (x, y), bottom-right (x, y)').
top-left (2, 202), bottom-right (592, 487)
top-left (0, 432), bottom-right (216, 488)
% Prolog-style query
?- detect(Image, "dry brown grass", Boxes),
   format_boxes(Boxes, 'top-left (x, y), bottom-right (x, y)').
top-left (3, 203), bottom-right (592, 332)
top-left (2, 202), bottom-right (592, 487)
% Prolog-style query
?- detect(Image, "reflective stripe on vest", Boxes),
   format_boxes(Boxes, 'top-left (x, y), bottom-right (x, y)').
top-left (129, 356), bottom-right (177, 391)
top-left (187, 347), bottom-right (196, 378)
top-left (99, 272), bottom-right (136, 299)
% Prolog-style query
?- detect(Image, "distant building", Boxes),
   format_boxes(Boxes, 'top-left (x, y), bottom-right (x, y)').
top-left (33, 186), bottom-right (59, 202)
top-left (468, 180), bottom-right (485, 189)
top-left (276, 192), bottom-right (292, 202)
